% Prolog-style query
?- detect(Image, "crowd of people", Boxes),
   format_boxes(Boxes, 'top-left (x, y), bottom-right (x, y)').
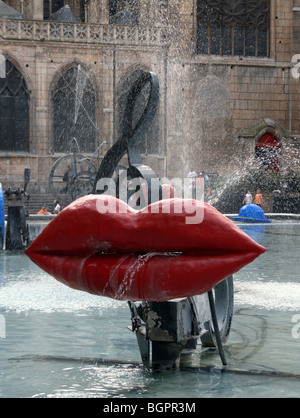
top-left (187, 169), bottom-right (211, 200)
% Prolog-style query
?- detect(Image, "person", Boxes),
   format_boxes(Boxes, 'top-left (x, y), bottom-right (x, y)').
top-left (52, 199), bottom-right (58, 212)
top-left (202, 171), bottom-right (210, 187)
top-left (53, 200), bottom-right (61, 214)
top-left (205, 185), bottom-right (211, 202)
top-left (195, 172), bottom-right (204, 201)
top-left (37, 205), bottom-right (50, 215)
top-left (196, 171), bottom-right (204, 187)
top-left (188, 169), bottom-right (197, 186)
top-left (188, 169), bottom-right (197, 198)
top-left (243, 190), bottom-right (253, 205)
top-left (254, 189), bottom-right (263, 207)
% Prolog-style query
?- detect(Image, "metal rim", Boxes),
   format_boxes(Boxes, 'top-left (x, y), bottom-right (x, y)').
top-left (200, 275), bottom-right (234, 347)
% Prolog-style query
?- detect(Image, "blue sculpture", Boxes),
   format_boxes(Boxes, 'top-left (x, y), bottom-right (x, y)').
top-left (231, 204), bottom-right (271, 223)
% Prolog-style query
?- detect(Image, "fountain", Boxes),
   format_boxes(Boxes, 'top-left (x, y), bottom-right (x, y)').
top-left (230, 203), bottom-right (272, 223)
top-left (25, 70), bottom-right (266, 371)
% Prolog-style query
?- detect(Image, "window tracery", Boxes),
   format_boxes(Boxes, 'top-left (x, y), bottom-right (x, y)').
top-left (197, 0), bottom-right (270, 57)
top-left (52, 65), bottom-right (96, 153)
top-left (0, 59), bottom-right (29, 152)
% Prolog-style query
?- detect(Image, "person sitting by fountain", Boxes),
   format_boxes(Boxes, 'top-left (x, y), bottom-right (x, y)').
top-left (53, 199), bottom-right (61, 214)
top-left (188, 169), bottom-right (197, 187)
top-left (37, 205), bottom-right (50, 215)
top-left (254, 189), bottom-right (263, 207)
top-left (188, 169), bottom-right (197, 198)
top-left (243, 190), bottom-right (253, 205)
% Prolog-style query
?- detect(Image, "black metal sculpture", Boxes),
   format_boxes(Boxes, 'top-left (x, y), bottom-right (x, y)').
top-left (4, 168), bottom-right (30, 251)
top-left (48, 137), bottom-right (107, 206)
top-left (93, 70), bottom-right (162, 204)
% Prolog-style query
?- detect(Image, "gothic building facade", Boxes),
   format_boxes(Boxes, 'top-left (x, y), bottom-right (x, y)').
top-left (0, 1), bottom-right (300, 206)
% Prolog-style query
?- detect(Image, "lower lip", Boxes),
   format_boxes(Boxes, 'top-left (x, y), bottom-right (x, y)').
top-left (28, 250), bottom-right (261, 302)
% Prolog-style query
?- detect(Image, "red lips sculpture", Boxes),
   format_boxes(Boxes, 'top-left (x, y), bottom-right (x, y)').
top-left (25, 195), bottom-right (266, 302)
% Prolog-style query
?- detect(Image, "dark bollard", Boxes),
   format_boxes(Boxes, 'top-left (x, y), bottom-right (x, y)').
top-left (5, 189), bottom-right (28, 251)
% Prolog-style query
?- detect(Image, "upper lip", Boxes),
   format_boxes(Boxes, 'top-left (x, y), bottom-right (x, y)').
top-left (25, 195), bottom-right (266, 301)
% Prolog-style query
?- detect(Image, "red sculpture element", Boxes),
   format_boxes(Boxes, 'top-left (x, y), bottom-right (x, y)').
top-left (25, 195), bottom-right (266, 302)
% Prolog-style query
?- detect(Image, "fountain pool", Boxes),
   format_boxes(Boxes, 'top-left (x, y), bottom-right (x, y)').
top-left (0, 220), bottom-right (299, 398)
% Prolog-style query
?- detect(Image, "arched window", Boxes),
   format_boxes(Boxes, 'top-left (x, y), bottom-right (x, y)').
top-left (0, 59), bottom-right (29, 152)
top-left (255, 133), bottom-right (281, 173)
top-left (197, 0), bottom-right (270, 57)
top-left (52, 65), bottom-right (96, 153)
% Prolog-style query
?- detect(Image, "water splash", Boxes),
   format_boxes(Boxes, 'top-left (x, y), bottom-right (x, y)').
top-left (206, 156), bottom-right (280, 213)
top-left (115, 252), bottom-right (160, 300)
top-left (0, 274), bottom-right (123, 314)
top-left (74, 65), bottom-right (87, 125)
top-left (235, 280), bottom-right (300, 311)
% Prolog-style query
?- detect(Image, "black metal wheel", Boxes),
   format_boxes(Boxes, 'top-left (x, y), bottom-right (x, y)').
top-left (69, 174), bottom-right (95, 201)
top-left (49, 155), bottom-right (96, 204)
top-left (48, 155), bottom-right (76, 205)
